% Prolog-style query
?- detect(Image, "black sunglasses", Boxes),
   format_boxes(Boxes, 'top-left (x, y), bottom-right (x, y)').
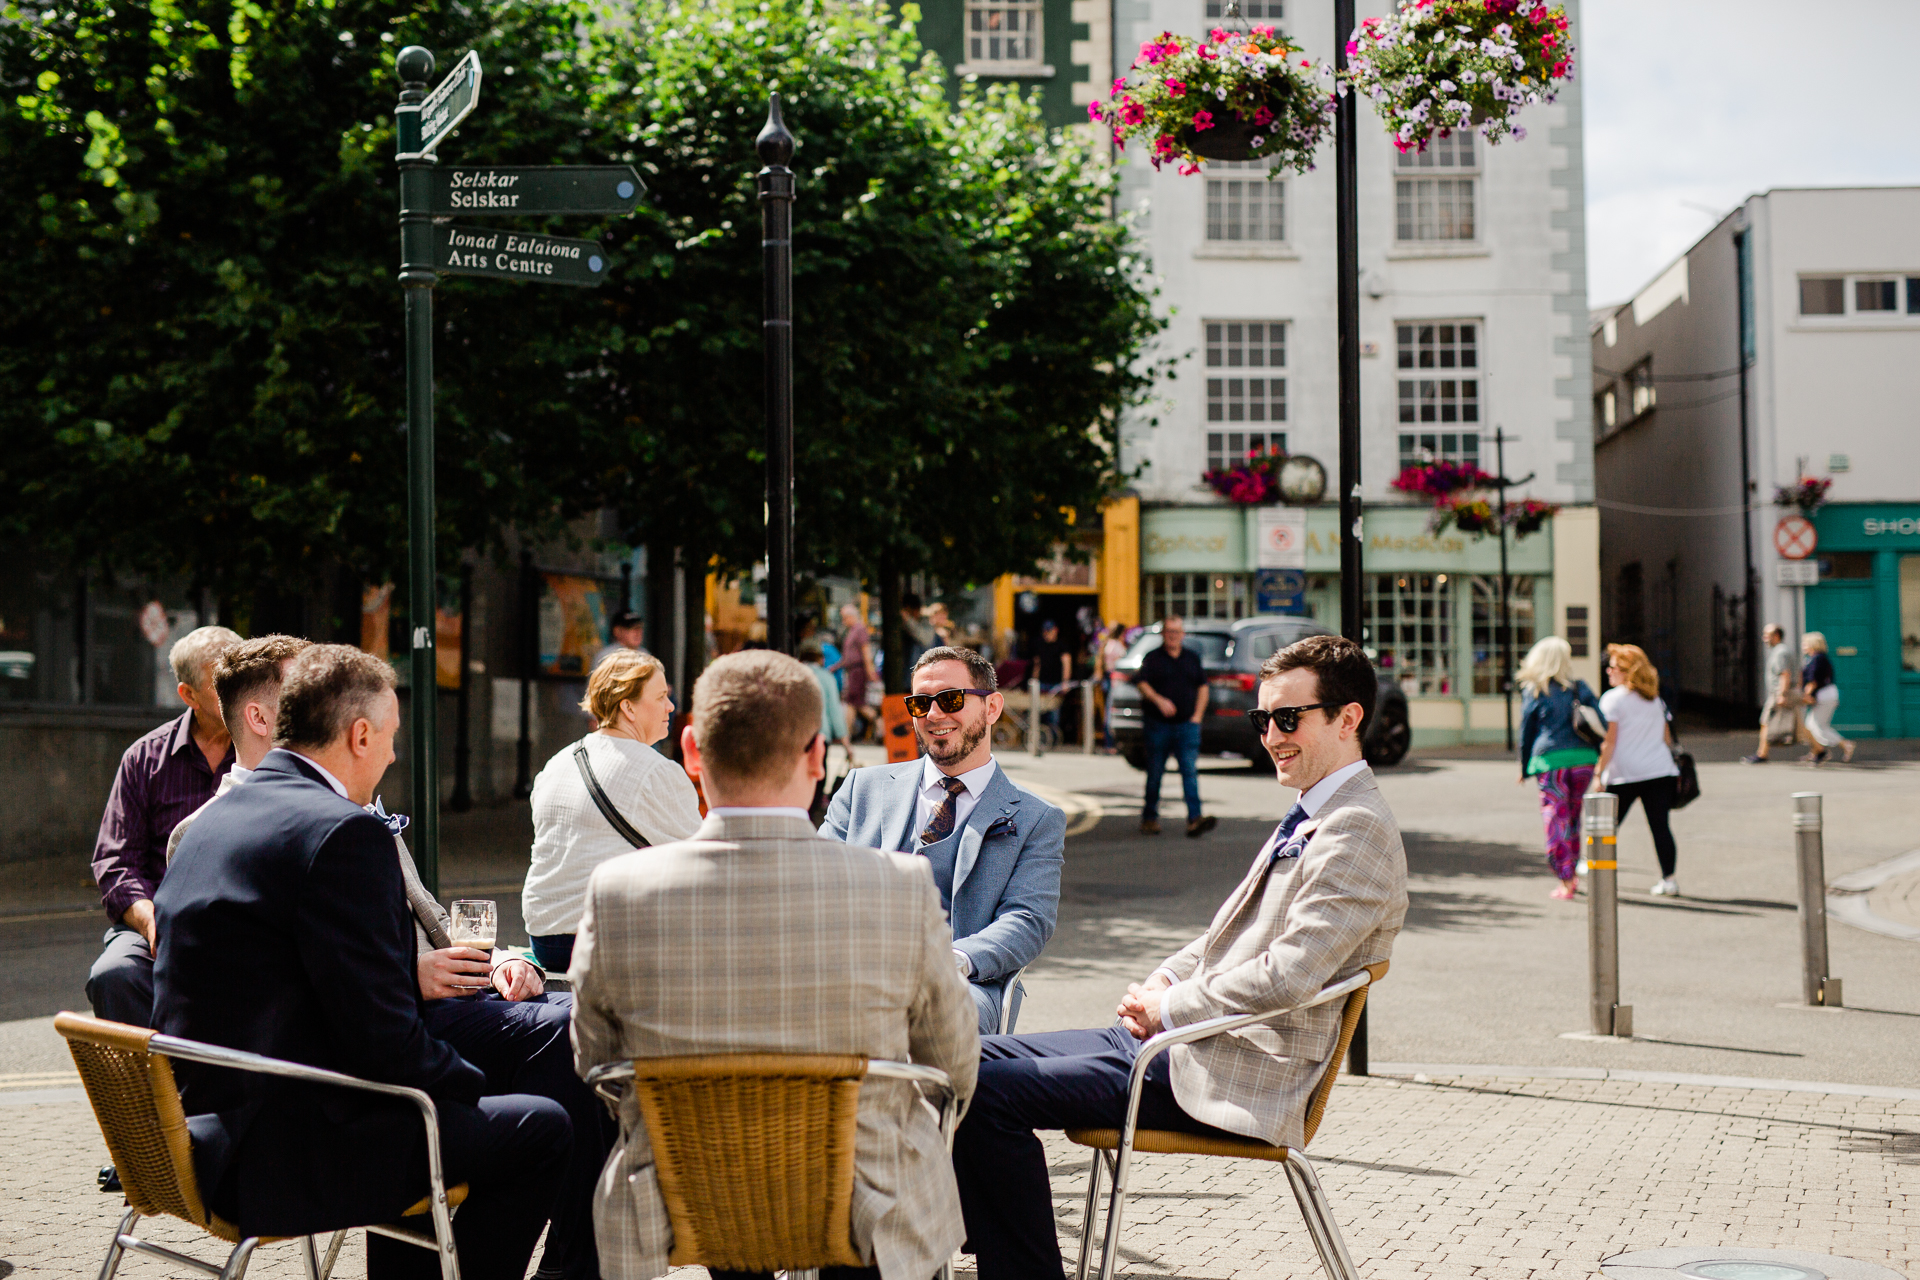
top-left (904, 687), bottom-right (995, 718)
top-left (1245, 702), bottom-right (1344, 735)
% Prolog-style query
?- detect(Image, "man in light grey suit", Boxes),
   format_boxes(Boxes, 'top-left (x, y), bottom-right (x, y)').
top-left (952, 635), bottom-right (1408, 1279)
top-left (571, 651), bottom-right (980, 1280)
top-left (821, 645), bottom-right (1067, 1034)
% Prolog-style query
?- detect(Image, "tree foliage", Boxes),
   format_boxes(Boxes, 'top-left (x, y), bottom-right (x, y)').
top-left (1, 0), bottom-right (1167, 602)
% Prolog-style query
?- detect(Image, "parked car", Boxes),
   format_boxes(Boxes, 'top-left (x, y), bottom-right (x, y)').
top-left (1109, 617), bottom-right (1412, 771)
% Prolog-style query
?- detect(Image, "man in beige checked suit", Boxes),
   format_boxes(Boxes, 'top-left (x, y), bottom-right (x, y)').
top-left (953, 634), bottom-right (1408, 1279)
top-left (570, 650), bottom-right (980, 1280)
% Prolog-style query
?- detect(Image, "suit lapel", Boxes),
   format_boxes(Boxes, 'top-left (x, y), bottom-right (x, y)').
top-left (882, 762), bottom-right (924, 854)
top-left (951, 765), bottom-right (1019, 900)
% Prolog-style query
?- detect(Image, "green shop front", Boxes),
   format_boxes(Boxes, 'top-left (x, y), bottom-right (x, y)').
top-left (1803, 504), bottom-right (1920, 739)
top-left (1139, 503), bottom-right (1600, 746)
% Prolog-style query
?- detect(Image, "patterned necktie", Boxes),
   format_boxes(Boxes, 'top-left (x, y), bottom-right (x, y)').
top-left (1268, 802), bottom-right (1310, 861)
top-left (920, 776), bottom-right (969, 845)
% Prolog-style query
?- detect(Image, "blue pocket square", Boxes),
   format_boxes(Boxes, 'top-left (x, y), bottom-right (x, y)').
top-left (983, 814), bottom-right (1018, 839)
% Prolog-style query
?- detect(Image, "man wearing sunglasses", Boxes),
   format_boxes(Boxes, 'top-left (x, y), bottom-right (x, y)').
top-left (823, 646), bottom-right (1067, 1035)
top-left (951, 634), bottom-right (1408, 1279)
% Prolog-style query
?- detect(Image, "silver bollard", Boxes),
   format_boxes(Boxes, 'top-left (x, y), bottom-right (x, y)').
top-left (1582, 791), bottom-right (1631, 1037)
top-left (1083, 678), bottom-right (1097, 755)
top-left (1028, 676), bottom-right (1042, 757)
top-left (1791, 793), bottom-right (1843, 1007)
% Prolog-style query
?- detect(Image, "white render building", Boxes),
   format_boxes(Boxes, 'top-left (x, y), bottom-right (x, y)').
top-left (1592, 186), bottom-right (1920, 738)
top-left (1109, 0), bottom-right (1597, 743)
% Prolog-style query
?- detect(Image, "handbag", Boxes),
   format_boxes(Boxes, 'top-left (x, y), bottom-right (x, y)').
top-left (1666, 712), bottom-right (1700, 809)
top-left (1766, 704), bottom-right (1800, 744)
top-left (1570, 682), bottom-right (1606, 748)
top-left (572, 740), bottom-right (650, 849)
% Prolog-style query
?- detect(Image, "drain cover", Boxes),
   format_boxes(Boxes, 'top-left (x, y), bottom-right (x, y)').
top-left (1602, 1249), bottom-right (1905, 1280)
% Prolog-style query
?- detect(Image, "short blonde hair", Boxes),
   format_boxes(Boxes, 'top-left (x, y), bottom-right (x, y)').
top-left (692, 651), bottom-right (821, 790)
top-left (1606, 643), bottom-right (1660, 701)
top-left (1801, 631), bottom-right (1828, 654)
top-left (580, 650), bottom-right (665, 728)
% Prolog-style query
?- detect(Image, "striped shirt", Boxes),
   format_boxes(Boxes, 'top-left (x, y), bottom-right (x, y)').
top-left (92, 710), bottom-right (234, 922)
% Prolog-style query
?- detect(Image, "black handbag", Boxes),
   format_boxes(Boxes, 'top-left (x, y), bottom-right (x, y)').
top-left (572, 740), bottom-right (650, 849)
top-left (1570, 681), bottom-right (1606, 748)
top-left (1667, 712), bottom-right (1700, 809)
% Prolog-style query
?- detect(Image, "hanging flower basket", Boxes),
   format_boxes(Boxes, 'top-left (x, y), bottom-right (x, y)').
top-left (1504, 497), bottom-right (1558, 538)
top-left (1428, 495), bottom-right (1559, 539)
top-left (1774, 476), bottom-right (1831, 516)
top-left (1090, 27), bottom-right (1335, 175)
top-left (1390, 459), bottom-right (1496, 500)
top-left (1345, 0), bottom-right (1576, 154)
top-left (1201, 442), bottom-right (1288, 505)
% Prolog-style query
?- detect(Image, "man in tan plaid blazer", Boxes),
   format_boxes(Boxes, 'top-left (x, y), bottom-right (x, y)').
top-left (571, 651), bottom-right (980, 1280)
top-left (953, 635), bottom-right (1408, 1279)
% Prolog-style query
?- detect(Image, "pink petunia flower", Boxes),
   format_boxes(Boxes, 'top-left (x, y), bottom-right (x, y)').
top-left (1087, 101), bottom-right (1105, 122)
top-left (1165, 79), bottom-right (1187, 96)
top-left (1120, 98), bottom-right (1146, 124)
top-left (1251, 105), bottom-right (1275, 126)
top-left (1192, 109), bottom-right (1215, 130)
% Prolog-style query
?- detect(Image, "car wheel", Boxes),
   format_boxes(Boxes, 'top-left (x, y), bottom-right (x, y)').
top-left (1121, 745), bottom-right (1147, 771)
top-left (1365, 710), bottom-right (1412, 768)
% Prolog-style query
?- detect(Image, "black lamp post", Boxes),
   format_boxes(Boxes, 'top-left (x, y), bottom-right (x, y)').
top-left (1491, 427), bottom-right (1535, 751)
top-left (758, 95), bottom-right (797, 656)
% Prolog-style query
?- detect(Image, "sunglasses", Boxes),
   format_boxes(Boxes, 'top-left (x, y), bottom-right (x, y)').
top-left (903, 687), bottom-right (995, 718)
top-left (1245, 702), bottom-right (1344, 735)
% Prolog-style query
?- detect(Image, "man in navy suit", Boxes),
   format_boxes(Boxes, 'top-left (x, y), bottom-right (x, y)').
top-left (154, 645), bottom-right (571, 1280)
top-left (822, 646), bottom-right (1065, 1033)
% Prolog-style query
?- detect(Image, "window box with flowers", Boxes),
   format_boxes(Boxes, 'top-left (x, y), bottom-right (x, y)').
top-left (1201, 442), bottom-right (1289, 505)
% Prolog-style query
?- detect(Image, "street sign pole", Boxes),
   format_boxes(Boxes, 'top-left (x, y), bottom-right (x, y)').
top-left (396, 46), bottom-right (441, 894)
top-left (758, 95), bottom-right (796, 656)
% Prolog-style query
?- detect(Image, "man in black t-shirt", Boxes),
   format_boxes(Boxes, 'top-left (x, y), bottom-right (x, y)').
top-left (1135, 616), bottom-right (1216, 838)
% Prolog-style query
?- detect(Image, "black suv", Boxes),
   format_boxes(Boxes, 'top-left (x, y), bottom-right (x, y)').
top-left (1109, 617), bottom-right (1412, 770)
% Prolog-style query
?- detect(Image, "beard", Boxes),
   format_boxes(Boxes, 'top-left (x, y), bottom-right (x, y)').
top-left (919, 714), bottom-right (990, 766)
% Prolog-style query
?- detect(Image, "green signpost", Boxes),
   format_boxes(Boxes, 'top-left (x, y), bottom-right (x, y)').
top-left (392, 46), bottom-right (636, 893)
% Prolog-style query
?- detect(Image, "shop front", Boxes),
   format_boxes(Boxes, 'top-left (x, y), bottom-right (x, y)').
top-left (1139, 503), bottom-right (1599, 746)
top-left (1804, 504), bottom-right (1920, 740)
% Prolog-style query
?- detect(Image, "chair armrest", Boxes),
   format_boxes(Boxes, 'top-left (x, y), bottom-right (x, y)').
top-left (147, 1033), bottom-right (454, 1225)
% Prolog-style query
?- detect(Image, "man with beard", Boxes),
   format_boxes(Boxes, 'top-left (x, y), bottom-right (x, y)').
top-left (823, 646), bottom-right (1065, 1034)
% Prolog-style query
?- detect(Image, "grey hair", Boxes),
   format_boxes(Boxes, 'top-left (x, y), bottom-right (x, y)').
top-left (169, 625), bottom-right (243, 689)
top-left (912, 645), bottom-right (996, 691)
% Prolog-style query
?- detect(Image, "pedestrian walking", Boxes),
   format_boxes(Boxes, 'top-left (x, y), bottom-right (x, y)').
top-left (831, 601), bottom-right (878, 744)
top-left (1799, 630), bottom-right (1854, 764)
top-left (1514, 637), bottom-right (1603, 901)
top-left (522, 650), bottom-right (702, 973)
top-left (1135, 615), bottom-right (1215, 838)
top-left (1097, 621), bottom-right (1129, 753)
top-left (1743, 623), bottom-right (1801, 764)
top-left (1595, 643), bottom-right (1682, 897)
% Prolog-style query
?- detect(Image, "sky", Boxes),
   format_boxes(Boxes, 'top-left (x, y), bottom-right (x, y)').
top-left (1580, 0), bottom-right (1920, 307)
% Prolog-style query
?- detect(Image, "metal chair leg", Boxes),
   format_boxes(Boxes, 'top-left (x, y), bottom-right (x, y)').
top-left (1072, 1147), bottom-right (1109, 1280)
top-left (1096, 1143), bottom-right (1134, 1280)
top-left (1283, 1150), bottom-right (1362, 1280)
top-left (301, 1235), bottom-right (321, 1280)
top-left (317, 1230), bottom-right (346, 1280)
top-left (97, 1208), bottom-right (139, 1280)
top-left (217, 1237), bottom-right (261, 1280)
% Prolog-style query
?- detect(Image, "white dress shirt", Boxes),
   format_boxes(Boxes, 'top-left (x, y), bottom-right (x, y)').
top-left (707, 806), bottom-right (813, 822)
top-left (286, 750), bottom-right (351, 799)
top-left (911, 755), bottom-right (998, 841)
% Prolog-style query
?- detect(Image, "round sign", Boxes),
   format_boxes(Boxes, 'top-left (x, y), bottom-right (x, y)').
top-left (1774, 516), bottom-right (1817, 561)
top-left (138, 601), bottom-right (170, 648)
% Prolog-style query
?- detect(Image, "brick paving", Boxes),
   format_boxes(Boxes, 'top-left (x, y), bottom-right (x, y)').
top-left (6, 1069), bottom-right (1914, 1280)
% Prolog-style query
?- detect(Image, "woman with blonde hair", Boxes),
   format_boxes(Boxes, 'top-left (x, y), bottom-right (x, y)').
top-left (522, 649), bottom-right (702, 972)
top-left (1799, 631), bottom-right (1854, 764)
top-left (1595, 643), bottom-right (1682, 896)
top-left (1516, 636), bottom-right (1605, 899)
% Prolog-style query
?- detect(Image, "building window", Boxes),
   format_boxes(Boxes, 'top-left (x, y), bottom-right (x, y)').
top-left (1146, 573), bottom-right (1251, 622)
top-left (1206, 163), bottom-right (1285, 242)
top-left (1397, 431), bottom-right (1481, 472)
top-left (1206, 321), bottom-right (1286, 424)
top-left (1395, 131), bottom-right (1477, 242)
top-left (967, 0), bottom-right (1041, 67)
top-left (1564, 604), bottom-right (1590, 658)
top-left (1594, 385), bottom-right (1617, 435)
top-left (1365, 573), bottom-right (1454, 695)
top-left (1909, 277), bottom-right (1920, 314)
top-left (1396, 321), bottom-right (1479, 425)
top-left (1470, 575), bottom-right (1536, 695)
top-left (1800, 277), bottom-right (1845, 315)
top-left (1856, 279), bottom-right (1899, 312)
top-left (1901, 556), bottom-right (1920, 674)
top-left (1628, 359), bottom-right (1656, 417)
top-left (1207, 431), bottom-right (1287, 471)
top-left (1205, 0), bottom-right (1280, 14)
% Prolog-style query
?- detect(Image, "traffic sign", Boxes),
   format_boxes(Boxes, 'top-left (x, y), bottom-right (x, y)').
top-left (434, 224), bottom-right (608, 286)
top-left (429, 165), bottom-right (647, 216)
top-left (1774, 515), bottom-right (1817, 560)
top-left (420, 50), bottom-right (481, 155)
top-left (1776, 560), bottom-right (1819, 587)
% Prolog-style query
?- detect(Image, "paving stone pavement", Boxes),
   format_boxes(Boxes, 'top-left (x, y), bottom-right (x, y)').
top-left (7, 1069), bottom-right (1914, 1280)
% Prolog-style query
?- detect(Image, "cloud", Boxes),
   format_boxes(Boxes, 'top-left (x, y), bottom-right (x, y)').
top-left (1582, 0), bottom-right (1920, 306)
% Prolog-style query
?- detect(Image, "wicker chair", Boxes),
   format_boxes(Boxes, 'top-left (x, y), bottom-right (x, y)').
top-left (56, 1011), bottom-right (468, 1280)
top-left (1064, 961), bottom-right (1388, 1280)
top-left (585, 1053), bottom-right (960, 1280)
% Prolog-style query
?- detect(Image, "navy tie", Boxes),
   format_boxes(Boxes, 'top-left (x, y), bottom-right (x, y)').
top-left (1268, 802), bottom-right (1310, 861)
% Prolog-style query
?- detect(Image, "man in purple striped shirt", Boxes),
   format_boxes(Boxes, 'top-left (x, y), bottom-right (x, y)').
top-left (86, 625), bottom-right (241, 1025)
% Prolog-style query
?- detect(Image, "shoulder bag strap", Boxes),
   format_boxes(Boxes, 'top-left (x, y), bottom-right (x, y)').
top-left (572, 740), bottom-right (650, 850)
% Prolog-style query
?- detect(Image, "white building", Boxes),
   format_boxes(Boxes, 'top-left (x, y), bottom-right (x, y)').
top-left (1110, 0), bottom-right (1597, 744)
top-left (1592, 185), bottom-right (1920, 738)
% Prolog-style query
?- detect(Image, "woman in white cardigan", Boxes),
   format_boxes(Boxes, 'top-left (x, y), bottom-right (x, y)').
top-left (523, 650), bottom-right (701, 972)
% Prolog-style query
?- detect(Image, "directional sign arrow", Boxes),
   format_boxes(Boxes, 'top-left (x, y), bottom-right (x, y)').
top-left (419, 51), bottom-right (481, 156)
top-left (428, 165), bottom-right (647, 216)
top-left (434, 224), bottom-right (608, 287)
